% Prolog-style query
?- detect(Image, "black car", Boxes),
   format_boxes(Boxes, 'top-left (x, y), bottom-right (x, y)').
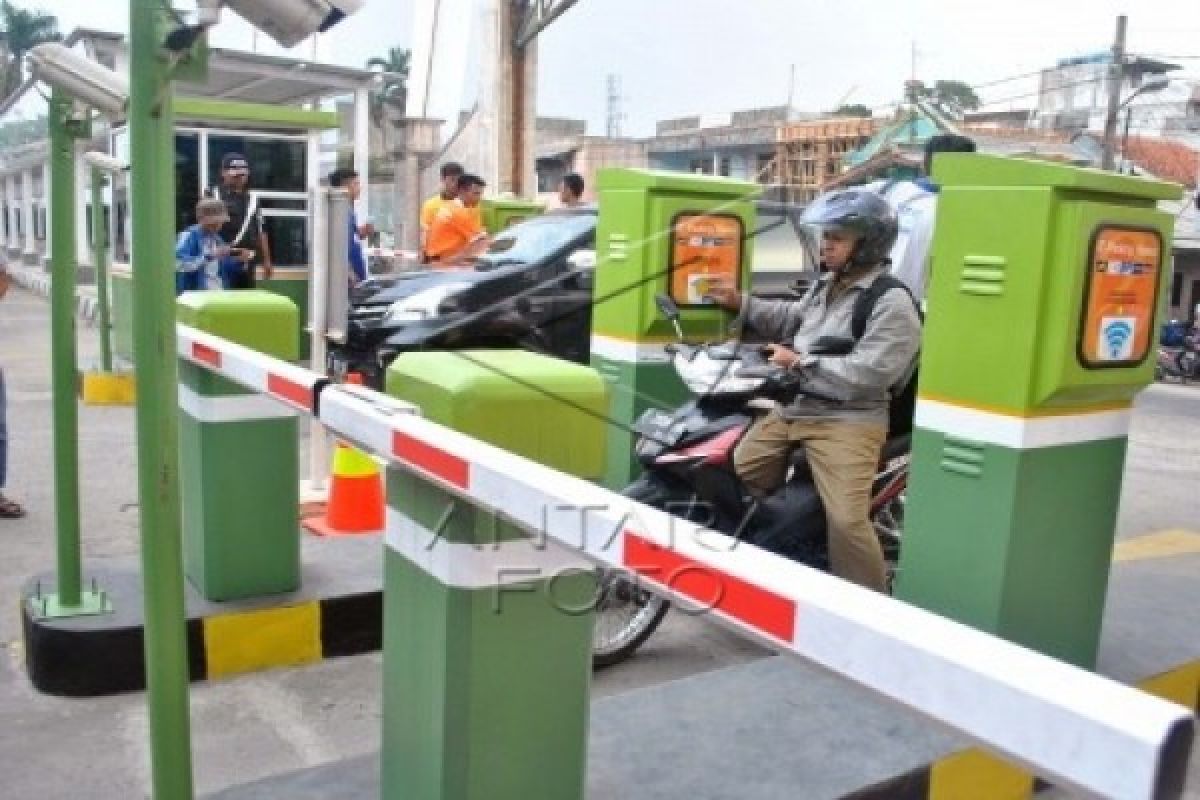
top-left (333, 202), bottom-right (815, 387)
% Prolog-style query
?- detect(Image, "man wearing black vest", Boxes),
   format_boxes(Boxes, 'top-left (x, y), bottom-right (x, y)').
top-left (209, 153), bottom-right (273, 289)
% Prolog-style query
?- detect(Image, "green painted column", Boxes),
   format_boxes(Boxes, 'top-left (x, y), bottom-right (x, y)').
top-left (382, 350), bottom-right (607, 800)
top-left (896, 154), bottom-right (1182, 668)
top-left (129, 1), bottom-right (194, 796)
top-left (177, 291), bottom-right (300, 601)
top-left (44, 89), bottom-right (90, 614)
top-left (590, 168), bottom-right (759, 488)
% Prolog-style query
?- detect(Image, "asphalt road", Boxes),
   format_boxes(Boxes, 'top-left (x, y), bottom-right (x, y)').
top-left (0, 285), bottom-right (1196, 798)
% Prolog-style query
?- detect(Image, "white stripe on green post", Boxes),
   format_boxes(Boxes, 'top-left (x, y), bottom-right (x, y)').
top-left (176, 291), bottom-right (301, 601)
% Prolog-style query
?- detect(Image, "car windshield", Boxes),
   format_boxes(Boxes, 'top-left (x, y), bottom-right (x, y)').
top-left (476, 214), bottom-right (595, 269)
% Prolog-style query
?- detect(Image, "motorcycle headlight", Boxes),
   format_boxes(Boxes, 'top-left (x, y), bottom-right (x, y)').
top-left (381, 283), bottom-right (470, 325)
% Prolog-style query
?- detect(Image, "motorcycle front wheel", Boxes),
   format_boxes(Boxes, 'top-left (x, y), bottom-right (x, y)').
top-left (592, 475), bottom-right (674, 668)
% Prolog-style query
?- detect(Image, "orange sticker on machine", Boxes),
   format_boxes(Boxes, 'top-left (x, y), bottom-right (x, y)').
top-left (1080, 226), bottom-right (1163, 368)
top-left (670, 214), bottom-right (743, 306)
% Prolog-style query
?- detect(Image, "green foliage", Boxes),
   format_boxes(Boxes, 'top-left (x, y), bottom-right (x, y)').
top-left (833, 104), bottom-right (873, 118)
top-left (0, 1), bottom-right (62, 100)
top-left (924, 80), bottom-right (981, 113)
top-left (366, 46), bottom-right (411, 122)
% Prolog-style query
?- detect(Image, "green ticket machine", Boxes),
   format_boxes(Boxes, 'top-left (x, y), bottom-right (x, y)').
top-left (590, 168), bottom-right (760, 488)
top-left (481, 197), bottom-right (546, 234)
top-left (897, 154), bottom-right (1181, 667)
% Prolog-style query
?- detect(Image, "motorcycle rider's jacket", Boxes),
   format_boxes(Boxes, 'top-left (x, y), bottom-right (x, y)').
top-left (736, 263), bottom-right (921, 426)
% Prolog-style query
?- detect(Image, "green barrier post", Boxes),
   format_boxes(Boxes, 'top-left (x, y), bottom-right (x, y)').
top-left (896, 154), bottom-right (1182, 667)
top-left (382, 350), bottom-right (607, 800)
top-left (177, 291), bottom-right (300, 601)
top-left (590, 168), bottom-right (759, 488)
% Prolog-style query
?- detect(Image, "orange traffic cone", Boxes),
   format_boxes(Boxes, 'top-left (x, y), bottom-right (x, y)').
top-left (303, 442), bottom-right (385, 536)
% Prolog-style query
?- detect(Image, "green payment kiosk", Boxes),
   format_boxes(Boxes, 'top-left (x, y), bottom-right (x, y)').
top-left (897, 154), bottom-right (1181, 667)
top-left (590, 169), bottom-right (760, 489)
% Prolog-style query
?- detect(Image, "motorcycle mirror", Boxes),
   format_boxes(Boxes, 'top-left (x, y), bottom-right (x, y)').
top-left (656, 294), bottom-right (682, 320)
top-left (655, 294), bottom-right (685, 340)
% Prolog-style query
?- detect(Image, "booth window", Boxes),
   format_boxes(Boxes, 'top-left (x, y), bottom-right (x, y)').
top-left (206, 135), bottom-right (305, 192)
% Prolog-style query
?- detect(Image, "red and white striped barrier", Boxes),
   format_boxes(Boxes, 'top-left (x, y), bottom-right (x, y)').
top-left (176, 325), bottom-right (326, 414)
top-left (177, 323), bottom-right (1195, 800)
top-left (316, 383), bottom-right (1193, 800)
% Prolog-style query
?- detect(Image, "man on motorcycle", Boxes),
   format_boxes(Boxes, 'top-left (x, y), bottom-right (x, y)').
top-left (706, 189), bottom-right (921, 592)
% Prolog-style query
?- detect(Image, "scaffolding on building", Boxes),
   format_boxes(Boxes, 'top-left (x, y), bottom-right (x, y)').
top-left (776, 118), bottom-right (877, 203)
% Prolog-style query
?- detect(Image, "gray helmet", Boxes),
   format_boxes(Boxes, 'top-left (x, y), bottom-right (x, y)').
top-left (801, 188), bottom-right (898, 267)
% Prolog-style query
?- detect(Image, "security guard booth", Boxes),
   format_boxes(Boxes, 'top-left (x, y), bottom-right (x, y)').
top-left (109, 99), bottom-right (341, 361)
top-left (590, 168), bottom-right (759, 488)
top-left (896, 154), bottom-right (1182, 667)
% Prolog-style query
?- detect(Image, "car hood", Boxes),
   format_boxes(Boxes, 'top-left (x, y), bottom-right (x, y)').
top-left (354, 269), bottom-right (492, 306)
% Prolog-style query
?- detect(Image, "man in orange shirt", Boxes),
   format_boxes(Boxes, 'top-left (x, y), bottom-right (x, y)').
top-left (425, 174), bottom-right (489, 265)
top-left (420, 162), bottom-right (464, 260)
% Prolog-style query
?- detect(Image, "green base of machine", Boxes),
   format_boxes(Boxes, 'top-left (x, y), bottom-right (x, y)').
top-left (897, 427), bottom-right (1129, 668)
top-left (29, 589), bottom-right (114, 620)
top-left (382, 470), bottom-right (594, 800)
top-left (591, 355), bottom-right (688, 489)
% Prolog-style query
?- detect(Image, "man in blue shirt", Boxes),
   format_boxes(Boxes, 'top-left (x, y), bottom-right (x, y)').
top-left (329, 168), bottom-right (371, 285)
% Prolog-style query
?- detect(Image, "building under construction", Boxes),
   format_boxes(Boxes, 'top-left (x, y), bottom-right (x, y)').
top-left (776, 118), bottom-right (878, 203)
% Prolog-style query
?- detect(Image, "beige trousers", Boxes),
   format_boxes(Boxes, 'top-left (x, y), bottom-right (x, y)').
top-left (733, 411), bottom-right (888, 592)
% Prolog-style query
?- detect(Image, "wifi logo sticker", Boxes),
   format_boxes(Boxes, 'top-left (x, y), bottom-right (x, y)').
top-left (1098, 316), bottom-right (1137, 361)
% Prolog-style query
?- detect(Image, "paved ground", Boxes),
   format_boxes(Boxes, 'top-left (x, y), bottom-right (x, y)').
top-left (0, 285), bottom-right (1197, 798)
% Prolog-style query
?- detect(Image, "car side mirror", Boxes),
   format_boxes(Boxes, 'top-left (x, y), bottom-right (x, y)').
top-left (567, 249), bottom-right (596, 271)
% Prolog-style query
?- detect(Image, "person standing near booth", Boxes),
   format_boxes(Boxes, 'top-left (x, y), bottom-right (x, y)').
top-left (328, 168), bottom-right (371, 286)
top-left (425, 174), bottom-right (489, 266)
top-left (0, 256), bottom-right (24, 518)
top-left (208, 153), bottom-right (273, 289)
top-left (420, 162), bottom-right (466, 261)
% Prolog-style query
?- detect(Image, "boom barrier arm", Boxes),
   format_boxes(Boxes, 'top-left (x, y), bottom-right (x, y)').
top-left (177, 323), bottom-right (1196, 800)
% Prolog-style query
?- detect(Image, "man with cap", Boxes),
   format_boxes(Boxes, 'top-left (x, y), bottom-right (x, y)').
top-left (208, 152), bottom-right (273, 289)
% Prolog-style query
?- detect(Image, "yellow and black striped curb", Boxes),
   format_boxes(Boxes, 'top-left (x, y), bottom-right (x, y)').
top-left (847, 659), bottom-right (1200, 800)
top-left (21, 573), bottom-right (381, 697)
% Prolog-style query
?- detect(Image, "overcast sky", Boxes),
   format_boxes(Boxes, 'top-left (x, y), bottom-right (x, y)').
top-left (21, 0), bottom-right (1200, 135)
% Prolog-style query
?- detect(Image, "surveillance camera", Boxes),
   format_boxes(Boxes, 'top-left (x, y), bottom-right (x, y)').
top-left (220, 0), bottom-right (364, 49)
top-left (83, 151), bottom-right (130, 174)
top-left (28, 43), bottom-right (128, 117)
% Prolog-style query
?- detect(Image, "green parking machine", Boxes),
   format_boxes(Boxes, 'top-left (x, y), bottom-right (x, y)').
top-left (481, 197), bottom-right (545, 234)
top-left (896, 154), bottom-right (1181, 667)
top-left (590, 168), bottom-right (760, 489)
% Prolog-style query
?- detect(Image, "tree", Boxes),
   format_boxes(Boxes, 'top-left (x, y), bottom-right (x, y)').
top-left (833, 104), bottom-right (872, 118)
top-left (0, 1), bottom-right (62, 100)
top-left (365, 47), bottom-right (410, 133)
top-left (925, 80), bottom-right (980, 113)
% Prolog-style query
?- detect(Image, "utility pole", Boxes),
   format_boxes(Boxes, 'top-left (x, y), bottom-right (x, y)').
top-left (1101, 14), bottom-right (1128, 171)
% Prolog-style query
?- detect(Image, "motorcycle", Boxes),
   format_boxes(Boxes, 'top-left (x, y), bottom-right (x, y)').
top-left (1155, 332), bottom-right (1200, 383)
top-left (592, 296), bottom-right (911, 667)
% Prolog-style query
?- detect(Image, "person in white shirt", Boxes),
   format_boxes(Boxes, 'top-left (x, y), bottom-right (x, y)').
top-left (869, 134), bottom-right (977, 305)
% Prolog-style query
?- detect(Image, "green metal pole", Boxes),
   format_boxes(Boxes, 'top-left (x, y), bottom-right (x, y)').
top-left (91, 169), bottom-right (113, 373)
top-left (48, 88), bottom-right (82, 608)
top-left (129, 1), bottom-right (194, 797)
